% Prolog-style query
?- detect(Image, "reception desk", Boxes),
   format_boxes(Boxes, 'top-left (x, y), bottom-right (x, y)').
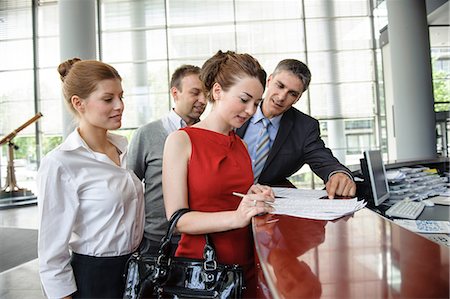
top-left (253, 208), bottom-right (449, 299)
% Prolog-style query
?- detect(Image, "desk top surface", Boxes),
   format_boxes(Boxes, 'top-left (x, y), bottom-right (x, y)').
top-left (253, 208), bottom-right (450, 299)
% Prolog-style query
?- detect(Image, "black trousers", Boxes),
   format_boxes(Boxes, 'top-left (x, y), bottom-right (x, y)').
top-left (71, 252), bottom-right (131, 299)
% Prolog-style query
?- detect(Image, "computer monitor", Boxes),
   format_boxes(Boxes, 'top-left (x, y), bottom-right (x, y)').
top-left (364, 150), bottom-right (390, 206)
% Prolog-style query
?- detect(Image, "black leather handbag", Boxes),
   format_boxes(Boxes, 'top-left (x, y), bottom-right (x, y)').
top-left (123, 208), bottom-right (245, 299)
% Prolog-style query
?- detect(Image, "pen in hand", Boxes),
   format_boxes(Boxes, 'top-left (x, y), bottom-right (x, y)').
top-left (233, 192), bottom-right (284, 199)
top-left (232, 192), bottom-right (275, 206)
top-left (320, 195), bottom-right (355, 200)
top-left (232, 192), bottom-right (246, 198)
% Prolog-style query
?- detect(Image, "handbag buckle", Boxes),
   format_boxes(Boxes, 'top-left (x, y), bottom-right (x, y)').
top-left (156, 255), bottom-right (171, 266)
top-left (203, 260), bottom-right (217, 271)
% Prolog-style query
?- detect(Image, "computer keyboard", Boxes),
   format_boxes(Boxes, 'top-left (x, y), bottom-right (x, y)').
top-left (385, 198), bottom-right (425, 219)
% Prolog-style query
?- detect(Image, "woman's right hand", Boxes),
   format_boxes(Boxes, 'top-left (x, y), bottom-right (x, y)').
top-left (234, 193), bottom-right (275, 227)
top-left (247, 183), bottom-right (274, 197)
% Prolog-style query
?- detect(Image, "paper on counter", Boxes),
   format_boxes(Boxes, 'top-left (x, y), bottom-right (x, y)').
top-left (271, 188), bottom-right (366, 221)
top-left (429, 195), bottom-right (450, 206)
top-left (393, 220), bottom-right (450, 234)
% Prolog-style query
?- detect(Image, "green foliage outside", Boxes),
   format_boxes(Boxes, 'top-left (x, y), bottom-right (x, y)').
top-left (433, 71), bottom-right (450, 112)
top-left (5, 136), bottom-right (36, 161)
top-left (1, 135), bottom-right (63, 161)
top-left (42, 136), bottom-right (63, 155)
top-left (1, 130), bottom-right (136, 164)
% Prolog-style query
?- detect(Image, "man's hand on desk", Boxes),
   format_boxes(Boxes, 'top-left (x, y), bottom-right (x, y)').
top-left (325, 172), bottom-right (356, 199)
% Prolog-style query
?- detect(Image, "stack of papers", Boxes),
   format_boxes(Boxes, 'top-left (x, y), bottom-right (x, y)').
top-left (272, 188), bottom-right (366, 220)
top-left (386, 170), bottom-right (407, 181)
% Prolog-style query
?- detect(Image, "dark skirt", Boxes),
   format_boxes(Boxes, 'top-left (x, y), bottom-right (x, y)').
top-left (71, 252), bottom-right (131, 299)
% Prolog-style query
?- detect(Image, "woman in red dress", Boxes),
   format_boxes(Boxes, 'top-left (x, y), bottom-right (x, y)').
top-left (163, 50), bottom-right (274, 297)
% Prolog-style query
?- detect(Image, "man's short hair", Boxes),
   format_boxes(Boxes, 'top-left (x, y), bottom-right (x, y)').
top-left (272, 59), bottom-right (311, 91)
top-left (170, 64), bottom-right (201, 91)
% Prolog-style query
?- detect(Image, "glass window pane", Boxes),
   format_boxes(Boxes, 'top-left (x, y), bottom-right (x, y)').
top-left (102, 1), bottom-right (132, 30)
top-left (309, 82), bottom-right (375, 118)
top-left (169, 60), bottom-right (205, 74)
top-left (235, 0), bottom-right (302, 21)
top-left (0, 1), bottom-right (32, 40)
top-left (293, 93), bottom-right (310, 115)
top-left (141, 0), bottom-right (167, 27)
top-left (38, 68), bottom-right (63, 135)
top-left (102, 29), bottom-right (167, 62)
top-left (0, 40), bottom-right (33, 70)
top-left (0, 70), bottom-right (35, 135)
top-left (39, 67), bottom-right (61, 101)
top-left (304, 0), bottom-right (369, 18)
top-left (237, 20), bottom-right (305, 54)
top-left (306, 17), bottom-right (372, 51)
top-left (168, 25), bottom-right (236, 59)
top-left (144, 30), bottom-right (168, 59)
top-left (0, 0), bottom-right (382, 190)
top-left (39, 98), bottom-right (64, 135)
top-left (308, 50), bottom-right (375, 83)
top-left (38, 37), bottom-right (59, 67)
top-left (37, 2), bottom-right (58, 37)
top-left (167, 0), bottom-right (234, 26)
top-left (249, 53), bottom-right (308, 79)
top-left (431, 41), bottom-right (450, 112)
top-left (113, 61), bottom-right (170, 128)
top-left (101, 0), bottom-right (166, 30)
top-left (102, 32), bottom-right (132, 62)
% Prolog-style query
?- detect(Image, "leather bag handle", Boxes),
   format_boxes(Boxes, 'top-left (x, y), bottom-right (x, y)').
top-left (156, 208), bottom-right (217, 268)
top-left (157, 208), bottom-right (190, 257)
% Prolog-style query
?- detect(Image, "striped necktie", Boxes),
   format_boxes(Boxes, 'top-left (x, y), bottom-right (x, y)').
top-left (253, 118), bottom-right (270, 183)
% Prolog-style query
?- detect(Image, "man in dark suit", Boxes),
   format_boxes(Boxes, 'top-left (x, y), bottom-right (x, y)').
top-left (236, 59), bottom-right (356, 198)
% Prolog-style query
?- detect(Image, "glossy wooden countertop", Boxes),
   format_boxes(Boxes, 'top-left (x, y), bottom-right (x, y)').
top-left (253, 208), bottom-right (449, 299)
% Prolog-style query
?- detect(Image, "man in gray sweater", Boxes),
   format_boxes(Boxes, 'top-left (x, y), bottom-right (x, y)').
top-left (127, 65), bottom-right (206, 253)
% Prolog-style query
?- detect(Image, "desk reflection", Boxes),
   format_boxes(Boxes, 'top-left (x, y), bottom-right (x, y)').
top-left (255, 214), bottom-right (326, 299)
top-left (396, 225), bottom-right (449, 298)
top-left (268, 217), bottom-right (326, 299)
top-left (253, 209), bottom-right (449, 299)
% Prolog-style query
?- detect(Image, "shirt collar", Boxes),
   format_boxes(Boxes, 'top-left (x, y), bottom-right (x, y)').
top-left (168, 108), bottom-right (188, 129)
top-left (251, 104), bottom-right (283, 129)
top-left (60, 128), bottom-right (128, 154)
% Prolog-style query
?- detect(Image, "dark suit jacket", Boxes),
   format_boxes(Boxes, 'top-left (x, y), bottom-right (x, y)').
top-left (236, 106), bottom-right (352, 186)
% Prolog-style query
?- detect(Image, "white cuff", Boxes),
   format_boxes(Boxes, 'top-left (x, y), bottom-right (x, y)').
top-left (327, 170), bottom-right (354, 182)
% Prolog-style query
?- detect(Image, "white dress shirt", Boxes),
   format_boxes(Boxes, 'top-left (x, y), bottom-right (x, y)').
top-left (161, 108), bottom-right (188, 134)
top-left (37, 129), bottom-right (144, 298)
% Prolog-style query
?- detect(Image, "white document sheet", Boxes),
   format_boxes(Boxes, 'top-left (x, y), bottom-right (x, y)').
top-left (393, 220), bottom-right (450, 234)
top-left (271, 188), bottom-right (366, 220)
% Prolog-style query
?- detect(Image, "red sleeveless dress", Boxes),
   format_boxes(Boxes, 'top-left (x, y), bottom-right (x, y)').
top-left (175, 127), bottom-right (256, 297)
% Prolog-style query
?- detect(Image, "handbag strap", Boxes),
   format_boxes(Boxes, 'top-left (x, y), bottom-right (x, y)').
top-left (157, 208), bottom-right (219, 271)
top-left (203, 234), bottom-right (217, 270)
top-left (157, 208), bottom-right (190, 256)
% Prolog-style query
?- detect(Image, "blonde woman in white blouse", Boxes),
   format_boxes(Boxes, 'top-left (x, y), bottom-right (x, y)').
top-left (37, 58), bottom-right (144, 299)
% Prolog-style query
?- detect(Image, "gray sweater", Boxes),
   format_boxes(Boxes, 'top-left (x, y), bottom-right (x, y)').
top-left (127, 119), bottom-right (169, 242)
